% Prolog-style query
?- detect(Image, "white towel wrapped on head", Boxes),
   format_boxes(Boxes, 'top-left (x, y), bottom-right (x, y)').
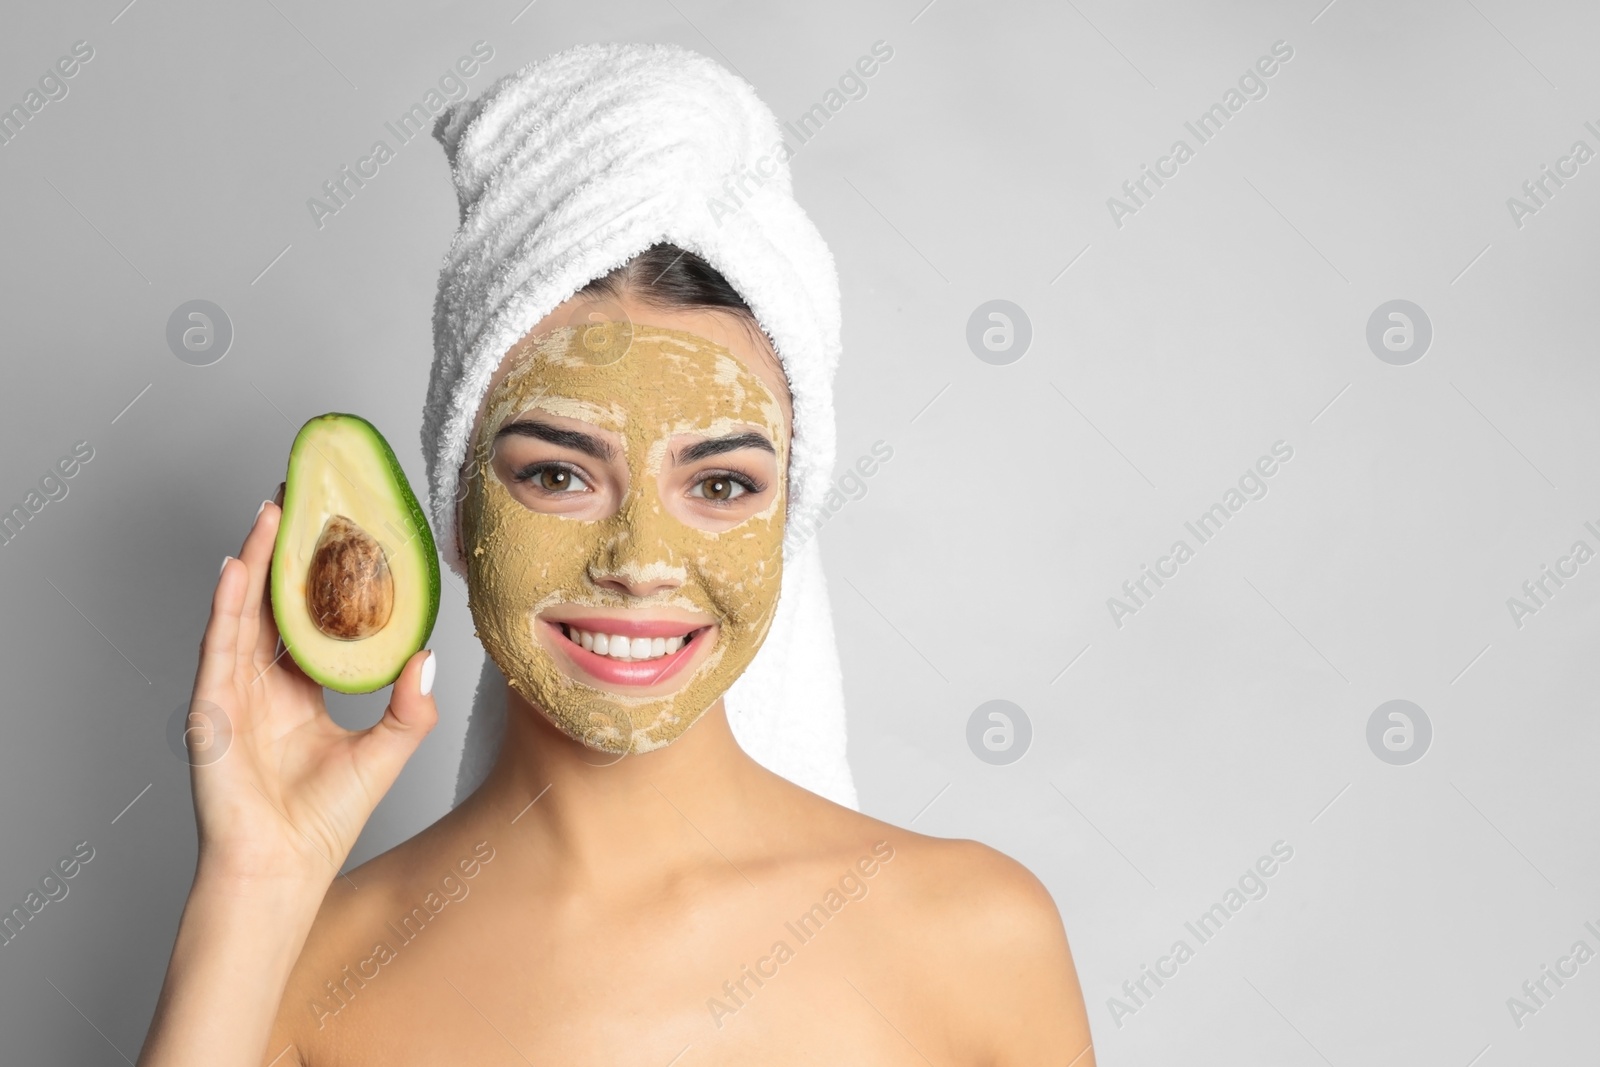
top-left (422, 42), bottom-right (858, 810)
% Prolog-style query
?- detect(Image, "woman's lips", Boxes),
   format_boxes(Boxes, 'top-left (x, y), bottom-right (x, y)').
top-left (542, 619), bottom-right (711, 687)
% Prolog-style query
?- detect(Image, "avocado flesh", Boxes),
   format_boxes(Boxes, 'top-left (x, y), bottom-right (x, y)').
top-left (271, 413), bottom-right (440, 694)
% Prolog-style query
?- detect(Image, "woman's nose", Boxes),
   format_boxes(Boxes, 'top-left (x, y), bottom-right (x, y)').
top-left (586, 500), bottom-right (685, 598)
top-left (588, 565), bottom-right (681, 599)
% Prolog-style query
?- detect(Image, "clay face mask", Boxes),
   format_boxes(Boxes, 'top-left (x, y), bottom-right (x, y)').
top-left (462, 322), bottom-right (787, 753)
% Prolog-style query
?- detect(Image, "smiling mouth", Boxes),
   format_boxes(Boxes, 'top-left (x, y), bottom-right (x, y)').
top-left (543, 619), bottom-right (713, 688)
top-left (556, 623), bottom-right (710, 662)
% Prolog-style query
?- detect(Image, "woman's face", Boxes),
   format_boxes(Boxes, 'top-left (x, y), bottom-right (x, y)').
top-left (458, 296), bottom-right (792, 753)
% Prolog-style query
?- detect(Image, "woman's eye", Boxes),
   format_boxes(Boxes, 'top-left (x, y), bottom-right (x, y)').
top-left (690, 473), bottom-right (756, 503)
top-left (516, 464), bottom-right (589, 493)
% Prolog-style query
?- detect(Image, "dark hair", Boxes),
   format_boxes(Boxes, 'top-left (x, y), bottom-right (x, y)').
top-left (579, 242), bottom-right (766, 338)
top-left (578, 242), bottom-right (786, 403)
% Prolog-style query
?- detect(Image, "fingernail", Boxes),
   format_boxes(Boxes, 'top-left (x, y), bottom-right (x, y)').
top-left (419, 651), bottom-right (437, 697)
top-left (220, 555), bottom-right (232, 576)
top-left (255, 499), bottom-right (269, 520)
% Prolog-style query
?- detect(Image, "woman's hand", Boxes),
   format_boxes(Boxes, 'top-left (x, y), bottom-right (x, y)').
top-left (187, 490), bottom-right (439, 890)
top-left (140, 493), bottom-right (440, 1067)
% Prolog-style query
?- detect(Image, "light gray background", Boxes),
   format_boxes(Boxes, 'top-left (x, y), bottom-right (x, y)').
top-left (2, 0), bottom-right (1597, 1063)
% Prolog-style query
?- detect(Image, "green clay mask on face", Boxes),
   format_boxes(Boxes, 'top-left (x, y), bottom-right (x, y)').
top-left (462, 322), bottom-right (788, 753)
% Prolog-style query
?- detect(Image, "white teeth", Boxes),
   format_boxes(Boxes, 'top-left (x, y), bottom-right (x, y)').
top-left (562, 625), bottom-right (696, 662)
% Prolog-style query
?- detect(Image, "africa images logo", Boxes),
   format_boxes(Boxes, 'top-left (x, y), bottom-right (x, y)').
top-left (305, 41), bottom-right (495, 230)
top-left (1105, 40), bottom-right (1295, 229)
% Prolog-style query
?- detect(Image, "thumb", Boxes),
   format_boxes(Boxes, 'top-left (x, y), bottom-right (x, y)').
top-left (354, 650), bottom-right (439, 792)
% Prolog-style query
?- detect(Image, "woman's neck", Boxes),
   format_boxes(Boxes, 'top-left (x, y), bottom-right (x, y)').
top-left (462, 686), bottom-right (773, 891)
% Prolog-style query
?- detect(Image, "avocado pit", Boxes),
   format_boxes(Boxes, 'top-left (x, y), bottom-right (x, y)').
top-left (307, 514), bottom-right (394, 640)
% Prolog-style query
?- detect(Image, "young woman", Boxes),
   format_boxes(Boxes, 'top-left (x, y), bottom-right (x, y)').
top-left (139, 41), bottom-right (1095, 1067)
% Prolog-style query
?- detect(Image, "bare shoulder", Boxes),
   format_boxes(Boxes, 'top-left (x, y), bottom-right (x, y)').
top-left (264, 813), bottom-right (488, 1064)
top-left (784, 790), bottom-right (1064, 944)
top-left (872, 830), bottom-right (1074, 974)
top-left (794, 795), bottom-right (1095, 1066)
top-left (889, 832), bottom-right (1094, 1064)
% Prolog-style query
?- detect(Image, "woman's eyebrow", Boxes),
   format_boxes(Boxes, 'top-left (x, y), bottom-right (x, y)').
top-left (495, 418), bottom-right (616, 461)
top-left (676, 432), bottom-right (775, 464)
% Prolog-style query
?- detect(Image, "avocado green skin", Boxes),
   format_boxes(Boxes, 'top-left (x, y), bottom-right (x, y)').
top-left (270, 412), bottom-right (441, 694)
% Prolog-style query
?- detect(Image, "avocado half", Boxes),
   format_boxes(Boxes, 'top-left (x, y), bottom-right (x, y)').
top-left (270, 413), bottom-right (440, 694)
